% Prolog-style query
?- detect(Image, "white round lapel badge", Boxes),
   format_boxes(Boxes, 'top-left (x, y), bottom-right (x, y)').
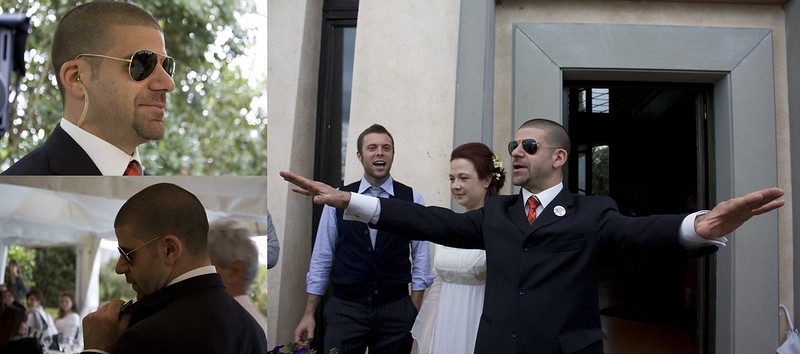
top-left (553, 205), bottom-right (566, 217)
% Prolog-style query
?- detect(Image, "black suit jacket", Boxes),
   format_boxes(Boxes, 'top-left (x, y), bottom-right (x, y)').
top-left (2, 124), bottom-right (101, 175)
top-left (376, 189), bottom-right (717, 354)
top-left (114, 273), bottom-right (267, 354)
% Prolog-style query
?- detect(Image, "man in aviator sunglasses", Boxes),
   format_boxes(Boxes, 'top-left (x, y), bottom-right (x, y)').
top-left (279, 118), bottom-right (784, 354)
top-left (80, 183), bottom-right (267, 354)
top-left (2, 2), bottom-right (175, 176)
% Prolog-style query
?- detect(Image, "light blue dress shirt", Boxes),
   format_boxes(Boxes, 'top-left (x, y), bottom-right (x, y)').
top-left (305, 176), bottom-right (435, 296)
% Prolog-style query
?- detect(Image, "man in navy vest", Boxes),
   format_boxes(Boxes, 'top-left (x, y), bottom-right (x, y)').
top-left (294, 124), bottom-right (433, 354)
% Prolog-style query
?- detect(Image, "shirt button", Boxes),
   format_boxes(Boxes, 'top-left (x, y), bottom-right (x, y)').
top-left (518, 287), bottom-right (526, 295)
top-left (523, 245), bottom-right (531, 252)
top-left (511, 331), bottom-right (517, 339)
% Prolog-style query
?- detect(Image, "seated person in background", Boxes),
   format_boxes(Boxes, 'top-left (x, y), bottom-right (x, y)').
top-left (0, 305), bottom-right (43, 354)
top-left (207, 218), bottom-right (269, 339)
top-left (25, 289), bottom-right (57, 343)
top-left (55, 292), bottom-right (83, 350)
top-left (2, 289), bottom-right (26, 311)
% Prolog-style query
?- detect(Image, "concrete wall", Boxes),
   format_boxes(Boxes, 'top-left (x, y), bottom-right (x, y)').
top-left (266, 0), bottom-right (323, 347)
top-left (343, 1), bottom-right (461, 206)
top-left (786, 0), bottom-right (800, 336)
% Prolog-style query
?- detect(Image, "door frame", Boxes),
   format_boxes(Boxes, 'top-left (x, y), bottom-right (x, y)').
top-left (512, 23), bottom-right (779, 353)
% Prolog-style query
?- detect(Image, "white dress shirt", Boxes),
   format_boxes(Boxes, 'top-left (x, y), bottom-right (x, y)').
top-left (60, 118), bottom-right (143, 175)
top-left (346, 182), bottom-right (727, 248)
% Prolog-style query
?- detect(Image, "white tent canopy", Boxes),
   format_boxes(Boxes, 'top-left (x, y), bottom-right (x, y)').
top-left (0, 176), bottom-right (267, 314)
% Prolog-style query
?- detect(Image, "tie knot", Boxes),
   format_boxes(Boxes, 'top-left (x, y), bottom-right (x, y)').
top-left (528, 195), bottom-right (540, 208)
top-left (368, 186), bottom-right (383, 197)
top-left (124, 160), bottom-right (143, 176)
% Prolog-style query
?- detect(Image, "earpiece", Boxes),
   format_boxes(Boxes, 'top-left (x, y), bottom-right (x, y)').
top-left (76, 79), bottom-right (89, 127)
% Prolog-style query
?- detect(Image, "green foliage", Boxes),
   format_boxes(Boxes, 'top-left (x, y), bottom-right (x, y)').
top-left (4, 246), bottom-right (74, 307)
top-left (31, 247), bottom-right (76, 307)
top-left (591, 145), bottom-right (610, 196)
top-left (250, 264), bottom-right (268, 315)
top-left (0, 0), bottom-right (266, 175)
top-left (98, 255), bottom-right (135, 302)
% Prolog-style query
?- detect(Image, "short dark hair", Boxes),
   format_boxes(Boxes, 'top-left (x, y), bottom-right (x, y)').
top-left (450, 142), bottom-right (506, 197)
top-left (115, 183), bottom-right (209, 256)
top-left (519, 118), bottom-right (571, 155)
top-left (356, 124), bottom-right (394, 153)
top-left (51, 2), bottom-right (162, 97)
top-left (26, 288), bottom-right (43, 303)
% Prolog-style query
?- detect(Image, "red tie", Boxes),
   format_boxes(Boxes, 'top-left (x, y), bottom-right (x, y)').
top-left (124, 160), bottom-right (143, 176)
top-left (527, 196), bottom-right (540, 225)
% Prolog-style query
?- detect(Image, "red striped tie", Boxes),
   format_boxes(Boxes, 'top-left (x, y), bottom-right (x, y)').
top-left (124, 160), bottom-right (143, 176)
top-left (527, 196), bottom-right (540, 225)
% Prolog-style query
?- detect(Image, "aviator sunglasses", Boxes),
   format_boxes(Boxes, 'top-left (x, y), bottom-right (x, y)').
top-left (507, 138), bottom-right (559, 156)
top-left (75, 50), bottom-right (175, 82)
top-left (117, 234), bottom-right (167, 264)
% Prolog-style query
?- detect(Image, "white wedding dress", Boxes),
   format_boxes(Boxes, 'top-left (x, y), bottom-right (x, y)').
top-left (412, 244), bottom-right (486, 354)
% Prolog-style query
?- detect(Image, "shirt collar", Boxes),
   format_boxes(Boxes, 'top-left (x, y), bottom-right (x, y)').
top-left (166, 265), bottom-right (217, 287)
top-left (358, 175), bottom-right (395, 196)
top-left (59, 118), bottom-right (143, 176)
top-left (522, 182), bottom-right (563, 210)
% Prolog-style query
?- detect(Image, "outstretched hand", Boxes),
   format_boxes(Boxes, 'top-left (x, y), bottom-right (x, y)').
top-left (280, 171), bottom-right (352, 208)
top-left (695, 187), bottom-right (784, 239)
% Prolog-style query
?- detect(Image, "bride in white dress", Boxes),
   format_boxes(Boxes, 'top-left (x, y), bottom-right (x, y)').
top-left (412, 142), bottom-right (506, 354)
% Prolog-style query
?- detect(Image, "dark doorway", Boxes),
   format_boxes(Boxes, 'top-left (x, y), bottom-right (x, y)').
top-left (564, 82), bottom-right (714, 354)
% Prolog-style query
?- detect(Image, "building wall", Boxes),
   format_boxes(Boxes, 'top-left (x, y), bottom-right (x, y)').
top-left (266, 0), bottom-right (323, 347)
top-left (343, 1), bottom-right (462, 207)
top-left (268, 0), bottom-right (794, 349)
top-left (786, 0), bottom-right (800, 335)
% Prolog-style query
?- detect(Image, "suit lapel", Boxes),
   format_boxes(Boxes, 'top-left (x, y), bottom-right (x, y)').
top-left (509, 192), bottom-right (530, 234)
top-left (44, 125), bottom-right (102, 175)
top-left (526, 189), bottom-right (574, 237)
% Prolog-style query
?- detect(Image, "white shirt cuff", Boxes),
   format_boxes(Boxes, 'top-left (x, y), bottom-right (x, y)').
top-left (344, 192), bottom-right (380, 224)
top-left (679, 210), bottom-right (727, 248)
